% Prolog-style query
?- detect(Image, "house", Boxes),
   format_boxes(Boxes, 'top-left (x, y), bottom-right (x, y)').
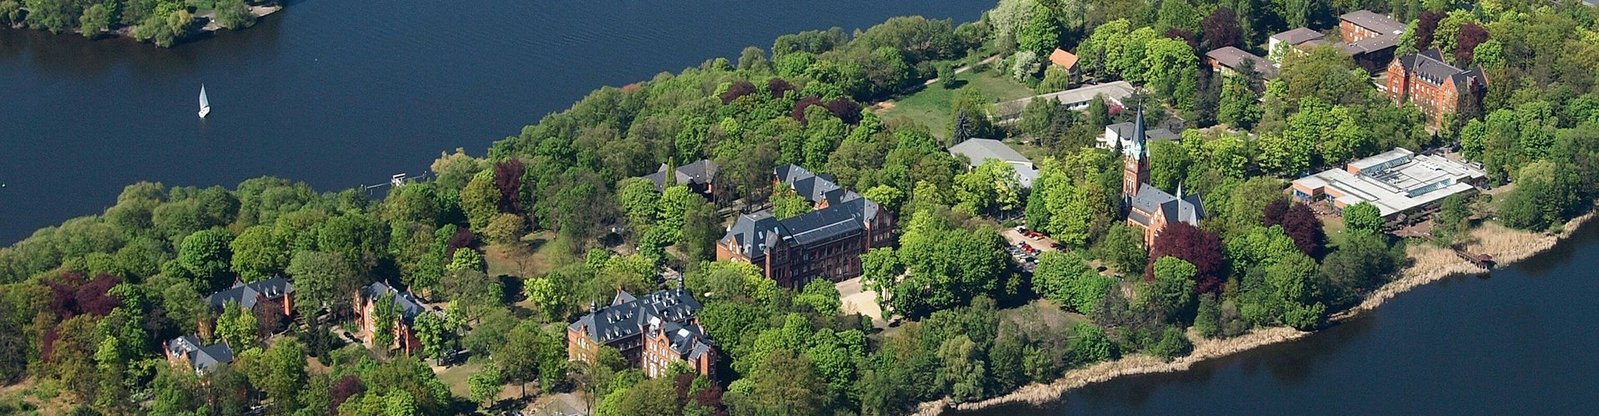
top-left (1269, 27), bottom-right (1325, 61)
top-left (1206, 47), bottom-right (1277, 79)
top-left (994, 81), bottom-right (1135, 120)
top-left (717, 165), bottom-right (893, 288)
top-left (1292, 148), bottom-right (1485, 220)
top-left (641, 159), bottom-right (718, 195)
top-left (1333, 10), bottom-right (1405, 73)
top-left (566, 286), bottom-right (715, 378)
top-left (1339, 10), bottom-right (1405, 44)
top-left (1384, 49), bottom-right (1487, 127)
top-left (948, 138), bottom-right (1039, 188)
top-left (1100, 121), bottom-right (1179, 154)
top-left (1048, 48), bottom-right (1079, 73)
top-left (164, 335), bottom-right (234, 376)
top-left (205, 277), bottom-right (294, 317)
top-left (353, 282), bottom-right (430, 355)
top-left (1121, 105), bottom-right (1204, 246)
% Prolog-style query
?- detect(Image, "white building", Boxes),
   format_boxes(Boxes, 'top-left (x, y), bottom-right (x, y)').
top-left (995, 81), bottom-right (1136, 121)
top-left (1100, 121), bottom-right (1179, 154)
top-left (1291, 148), bottom-right (1486, 218)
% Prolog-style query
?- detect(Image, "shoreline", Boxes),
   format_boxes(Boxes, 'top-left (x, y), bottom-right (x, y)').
top-left (916, 208), bottom-right (1599, 415)
top-left (6, 4), bottom-right (281, 43)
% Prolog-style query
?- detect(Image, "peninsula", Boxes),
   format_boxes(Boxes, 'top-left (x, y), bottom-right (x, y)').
top-left (3, 1), bottom-right (1599, 415)
top-left (0, 0), bottom-right (280, 47)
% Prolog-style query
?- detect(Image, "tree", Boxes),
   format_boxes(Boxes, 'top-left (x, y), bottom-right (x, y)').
top-left (953, 159), bottom-right (1022, 217)
top-left (469, 364), bottom-right (504, 409)
top-left (885, 212), bottom-right (1014, 318)
top-left (1342, 202), bottom-right (1383, 235)
top-left (796, 278), bottom-right (841, 315)
top-left (413, 312), bottom-right (456, 360)
top-left (78, 3), bottom-right (111, 38)
top-left (1200, 7), bottom-right (1241, 51)
top-left (1148, 140), bottom-right (1190, 192)
top-left (771, 187), bottom-right (813, 219)
top-left (179, 228), bottom-right (234, 291)
top-left (616, 178), bottom-right (661, 229)
top-left (1264, 200), bottom-right (1325, 257)
top-left (1433, 194), bottom-right (1471, 245)
top-left (1146, 257), bottom-right (1198, 323)
top-left (1033, 251), bottom-right (1114, 315)
top-left (1141, 38), bottom-right (1199, 104)
top-left (1094, 223), bottom-right (1147, 275)
top-left (250, 337), bottom-right (307, 413)
top-left (1016, 1), bottom-right (1059, 55)
top-left (215, 0), bottom-right (256, 30)
top-left (731, 349), bottom-right (828, 415)
top-left (1147, 222), bottom-right (1224, 294)
top-left (483, 213), bottom-right (527, 245)
top-left (230, 225), bottom-right (289, 282)
top-left (216, 301), bottom-right (259, 350)
top-left (286, 250), bottom-right (357, 318)
top-left (1217, 74), bottom-right (1261, 129)
top-left (461, 171), bottom-right (502, 233)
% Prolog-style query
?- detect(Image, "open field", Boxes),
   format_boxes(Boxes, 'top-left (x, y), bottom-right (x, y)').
top-left (878, 70), bottom-right (1034, 138)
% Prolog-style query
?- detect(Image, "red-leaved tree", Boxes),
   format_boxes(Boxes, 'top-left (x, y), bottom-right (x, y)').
top-left (1146, 222), bottom-right (1226, 294)
top-left (1267, 200), bottom-right (1326, 258)
top-left (1201, 7), bottom-right (1241, 51)
top-left (493, 159), bottom-right (527, 213)
top-left (1454, 24), bottom-right (1490, 66)
top-left (1415, 11), bottom-right (1444, 51)
top-left (719, 80), bottom-right (758, 104)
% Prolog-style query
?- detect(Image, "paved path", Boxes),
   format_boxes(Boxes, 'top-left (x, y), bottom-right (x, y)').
top-left (1001, 228), bottom-right (1061, 253)
top-left (921, 54), bottom-right (1002, 87)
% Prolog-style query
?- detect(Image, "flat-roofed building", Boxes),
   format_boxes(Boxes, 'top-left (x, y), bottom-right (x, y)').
top-left (1339, 10), bottom-right (1405, 43)
top-left (1269, 27), bottom-right (1326, 61)
top-left (1292, 148), bottom-right (1486, 219)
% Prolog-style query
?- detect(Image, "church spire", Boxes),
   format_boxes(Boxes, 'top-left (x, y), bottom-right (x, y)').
top-left (1132, 97), bottom-right (1148, 162)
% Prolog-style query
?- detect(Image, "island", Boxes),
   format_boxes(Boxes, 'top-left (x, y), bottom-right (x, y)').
top-left (3, 0), bottom-right (1598, 415)
top-left (0, 0), bottom-right (280, 46)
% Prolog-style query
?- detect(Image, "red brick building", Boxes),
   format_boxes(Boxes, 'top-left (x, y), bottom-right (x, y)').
top-left (353, 282), bottom-right (428, 355)
top-left (1384, 49), bottom-right (1487, 127)
top-left (566, 287), bottom-right (715, 378)
top-left (716, 165), bottom-right (894, 288)
top-left (1121, 105), bottom-right (1204, 246)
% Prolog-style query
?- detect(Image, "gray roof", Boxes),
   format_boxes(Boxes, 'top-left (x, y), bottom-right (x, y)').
top-left (1343, 33), bottom-right (1399, 54)
top-left (1398, 49), bottom-right (1483, 88)
top-left (995, 81), bottom-right (1135, 117)
top-left (166, 335), bottom-right (234, 374)
top-left (568, 288), bottom-right (704, 345)
top-left (206, 277), bottom-right (293, 311)
top-left (1207, 47), bottom-right (1278, 78)
top-left (1341, 10), bottom-right (1405, 35)
top-left (642, 159), bottom-right (718, 191)
top-left (654, 320), bottom-right (715, 360)
top-left (361, 282), bottom-right (427, 323)
top-left (1128, 184), bottom-right (1204, 227)
top-left (1272, 27), bottom-right (1325, 45)
top-left (722, 164), bottom-right (883, 258)
top-left (949, 138), bottom-right (1031, 166)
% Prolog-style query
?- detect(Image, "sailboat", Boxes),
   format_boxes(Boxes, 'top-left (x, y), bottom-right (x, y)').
top-left (198, 84), bottom-right (211, 119)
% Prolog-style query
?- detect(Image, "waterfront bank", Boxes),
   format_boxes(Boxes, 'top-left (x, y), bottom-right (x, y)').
top-left (921, 209), bottom-right (1599, 415)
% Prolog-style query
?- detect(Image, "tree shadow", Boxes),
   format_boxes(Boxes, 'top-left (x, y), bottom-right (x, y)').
top-left (941, 79), bottom-right (969, 89)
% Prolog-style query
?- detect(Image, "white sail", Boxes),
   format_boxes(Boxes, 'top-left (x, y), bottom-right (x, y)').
top-left (198, 85), bottom-right (211, 118)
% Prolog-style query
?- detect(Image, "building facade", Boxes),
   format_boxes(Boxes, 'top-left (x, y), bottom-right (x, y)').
top-left (566, 287), bottom-right (714, 378)
top-left (164, 335), bottom-right (234, 376)
top-left (1292, 148), bottom-right (1486, 221)
top-left (353, 282), bottom-right (428, 355)
top-left (1384, 49), bottom-right (1487, 127)
top-left (717, 165), bottom-right (894, 288)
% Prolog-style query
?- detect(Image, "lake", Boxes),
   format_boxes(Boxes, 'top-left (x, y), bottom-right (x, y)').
top-left (0, 0), bottom-right (991, 243)
top-left (962, 220), bottom-right (1599, 415)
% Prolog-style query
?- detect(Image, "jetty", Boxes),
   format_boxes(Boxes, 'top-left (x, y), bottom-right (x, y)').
top-left (1452, 247), bottom-right (1495, 270)
top-left (200, 5), bottom-right (284, 32)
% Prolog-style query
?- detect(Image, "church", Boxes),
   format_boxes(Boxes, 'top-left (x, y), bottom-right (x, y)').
top-left (1121, 105), bottom-right (1204, 247)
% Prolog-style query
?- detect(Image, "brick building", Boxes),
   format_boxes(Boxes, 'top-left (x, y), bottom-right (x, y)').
top-left (1121, 105), bottom-right (1204, 246)
top-left (566, 286), bottom-right (715, 378)
top-left (1339, 10), bottom-right (1405, 43)
top-left (716, 165), bottom-right (894, 288)
top-left (164, 335), bottom-right (234, 376)
top-left (353, 282), bottom-right (429, 355)
top-left (1384, 49), bottom-right (1487, 127)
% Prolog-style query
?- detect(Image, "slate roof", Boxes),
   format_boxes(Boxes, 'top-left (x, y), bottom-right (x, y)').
top-left (1206, 47), bottom-right (1278, 78)
top-left (722, 165), bottom-right (884, 259)
top-left (1396, 49), bottom-right (1485, 87)
top-left (568, 287), bottom-right (703, 345)
top-left (165, 335), bottom-right (234, 374)
top-left (205, 277), bottom-right (293, 311)
top-left (642, 159), bottom-right (718, 191)
top-left (1272, 27), bottom-right (1325, 45)
top-left (654, 320), bottom-right (714, 361)
top-left (361, 282), bottom-right (428, 324)
top-left (1341, 10), bottom-right (1405, 35)
top-left (1128, 184), bottom-right (1205, 227)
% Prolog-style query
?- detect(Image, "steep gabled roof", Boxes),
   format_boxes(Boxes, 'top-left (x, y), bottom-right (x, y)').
top-left (360, 282), bottom-right (428, 324)
top-left (206, 277), bottom-right (293, 311)
top-left (568, 287), bottom-right (703, 345)
top-left (166, 335), bottom-right (234, 374)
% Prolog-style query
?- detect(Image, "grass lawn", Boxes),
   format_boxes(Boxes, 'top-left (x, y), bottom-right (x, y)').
top-left (878, 69), bottom-right (1035, 138)
top-left (485, 230), bottom-right (563, 278)
top-left (436, 360), bottom-right (485, 399)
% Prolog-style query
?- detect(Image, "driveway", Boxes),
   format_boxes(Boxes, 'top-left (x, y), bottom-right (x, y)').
top-left (836, 277), bottom-right (886, 328)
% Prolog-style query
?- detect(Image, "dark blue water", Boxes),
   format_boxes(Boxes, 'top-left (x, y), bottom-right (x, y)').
top-left (966, 221), bottom-right (1599, 415)
top-left (0, 0), bottom-right (991, 243)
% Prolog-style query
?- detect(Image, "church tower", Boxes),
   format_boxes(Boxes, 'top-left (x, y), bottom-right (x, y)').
top-left (1122, 104), bottom-right (1150, 201)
